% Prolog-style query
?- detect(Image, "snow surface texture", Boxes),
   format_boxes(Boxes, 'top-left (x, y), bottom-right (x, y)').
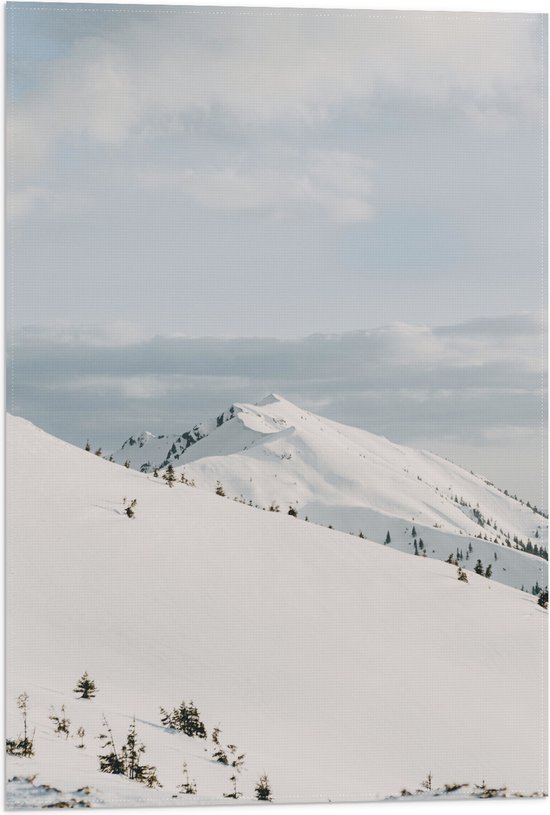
top-left (113, 394), bottom-right (548, 593)
top-left (5, 414), bottom-right (548, 808)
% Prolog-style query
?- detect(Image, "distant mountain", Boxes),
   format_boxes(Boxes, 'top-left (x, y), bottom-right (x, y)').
top-left (5, 414), bottom-right (547, 806)
top-left (113, 394), bottom-right (548, 592)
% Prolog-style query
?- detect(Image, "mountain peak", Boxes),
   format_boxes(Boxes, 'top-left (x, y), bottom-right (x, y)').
top-left (255, 393), bottom-right (285, 407)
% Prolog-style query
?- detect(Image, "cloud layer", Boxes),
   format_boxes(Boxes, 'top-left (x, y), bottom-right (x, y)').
top-left (9, 313), bottom-right (547, 504)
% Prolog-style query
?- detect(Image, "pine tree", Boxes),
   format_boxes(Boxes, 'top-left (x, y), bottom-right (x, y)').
top-left (95, 448), bottom-right (102, 457)
top-left (74, 671), bottom-right (97, 699)
top-left (49, 704), bottom-right (70, 738)
top-left (385, 531), bottom-right (391, 545)
top-left (216, 481), bottom-right (226, 497)
top-left (538, 589), bottom-right (548, 608)
top-left (358, 531), bottom-right (365, 539)
top-left (414, 541), bottom-right (419, 555)
top-left (255, 774), bottom-right (273, 801)
top-left (124, 460), bottom-right (130, 468)
top-left (159, 701), bottom-right (206, 738)
top-left (411, 526), bottom-right (417, 538)
top-left (288, 506), bottom-right (298, 517)
top-left (85, 441), bottom-right (91, 452)
top-left (474, 559), bottom-right (484, 575)
top-left (163, 465), bottom-right (176, 488)
top-left (153, 468), bottom-right (159, 478)
top-left (421, 772), bottom-right (433, 791)
top-left (485, 564), bottom-right (492, 579)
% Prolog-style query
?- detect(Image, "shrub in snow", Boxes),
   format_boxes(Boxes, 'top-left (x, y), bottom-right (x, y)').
top-left (5, 693), bottom-right (34, 758)
top-left (74, 672), bottom-right (97, 699)
top-left (160, 701), bottom-right (207, 738)
top-left (177, 762), bottom-right (197, 795)
top-left (269, 502), bottom-right (280, 512)
top-left (163, 464), bottom-right (176, 488)
top-left (216, 481), bottom-right (226, 497)
top-left (538, 589), bottom-right (548, 608)
top-left (75, 727), bottom-right (86, 749)
top-left (288, 506), bottom-right (298, 517)
top-left (49, 705), bottom-right (70, 738)
top-left (255, 774), bottom-right (273, 801)
top-left (123, 498), bottom-right (137, 519)
top-left (457, 567), bottom-right (469, 583)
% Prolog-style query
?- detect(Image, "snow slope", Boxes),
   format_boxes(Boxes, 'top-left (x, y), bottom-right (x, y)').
top-left (114, 395), bottom-right (548, 592)
top-left (5, 414), bottom-right (548, 807)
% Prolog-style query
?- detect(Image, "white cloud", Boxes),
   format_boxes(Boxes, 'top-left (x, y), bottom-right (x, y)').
top-left (139, 149), bottom-right (373, 222)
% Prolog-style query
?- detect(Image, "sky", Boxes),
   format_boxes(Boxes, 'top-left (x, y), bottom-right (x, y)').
top-left (6, 3), bottom-right (548, 503)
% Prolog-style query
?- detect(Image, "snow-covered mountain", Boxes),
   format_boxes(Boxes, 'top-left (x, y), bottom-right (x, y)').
top-left (5, 414), bottom-right (548, 807)
top-left (113, 394), bottom-right (548, 593)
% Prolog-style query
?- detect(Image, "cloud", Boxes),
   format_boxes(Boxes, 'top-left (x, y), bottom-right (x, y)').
top-left (8, 9), bottom-right (543, 183)
top-left (138, 149), bottom-right (373, 222)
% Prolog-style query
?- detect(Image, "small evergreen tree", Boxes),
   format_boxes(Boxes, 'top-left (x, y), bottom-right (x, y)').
top-left (211, 726), bottom-right (229, 763)
top-left (538, 589), bottom-right (548, 608)
top-left (385, 531), bottom-right (391, 545)
top-left (75, 727), bottom-right (86, 749)
top-left (255, 774), bottom-right (273, 801)
top-left (474, 559), bottom-right (484, 575)
top-left (421, 772), bottom-right (433, 791)
top-left (216, 481), bottom-right (226, 497)
top-left (6, 692), bottom-right (35, 757)
top-left (288, 506), bottom-right (298, 517)
top-left (98, 716), bottom-right (124, 775)
top-left (177, 761), bottom-right (197, 795)
top-left (457, 566), bottom-right (469, 582)
top-left (74, 671), bottom-right (97, 699)
top-left (223, 774), bottom-right (242, 799)
top-left (124, 459), bottom-right (130, 468)
top-left (99, 717), bottom-right (160, 787)
top-left (411, 526), bottom-right (417, 538)
top-left (358, 531), bottom-right (365, 539)
top-left (485, 564), bottom-right (492, 579)
top-left (95, 448), bottom-right (102, 457)
top-left (163, 464), bottom-right (176, 488)
top-left (49, 704), bottom-right (70, 738)
top-left (269, 502), bottom-right (280, 512)
top-left (153, 468), bottom-right (159, 478)
top-left (85, 441), bottom-right (91, 452)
